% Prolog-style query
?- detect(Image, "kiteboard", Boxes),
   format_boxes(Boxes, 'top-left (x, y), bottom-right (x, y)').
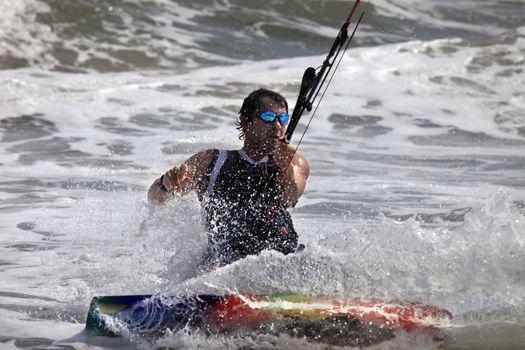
top-left (85, 293), bottom-right (451, 346)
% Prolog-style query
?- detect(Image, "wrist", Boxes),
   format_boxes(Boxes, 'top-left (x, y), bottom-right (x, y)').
top-left (158, 174), bottom-right (174, 194)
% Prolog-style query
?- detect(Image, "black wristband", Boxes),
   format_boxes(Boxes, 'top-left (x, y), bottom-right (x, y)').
top-left (158, 175), bottom-right (173, 193)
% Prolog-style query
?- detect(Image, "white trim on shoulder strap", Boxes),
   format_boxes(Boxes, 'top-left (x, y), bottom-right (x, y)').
top-left (205, 149), bottom-right (227, 197)
top-left (238, 148), bottom-right (268, 165)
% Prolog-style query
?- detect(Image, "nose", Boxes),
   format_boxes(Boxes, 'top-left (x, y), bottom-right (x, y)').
top-left (273, 118), bottom-right (286, 135)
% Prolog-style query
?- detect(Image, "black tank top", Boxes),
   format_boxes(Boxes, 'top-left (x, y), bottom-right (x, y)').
top-left (201, 149), bottom-right (298, 267)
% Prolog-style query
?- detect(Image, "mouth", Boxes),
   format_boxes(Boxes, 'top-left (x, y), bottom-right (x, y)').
top-left (263, 136), bottom-right (280, 150)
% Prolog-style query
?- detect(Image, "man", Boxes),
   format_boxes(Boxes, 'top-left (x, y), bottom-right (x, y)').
top-left (148, 88), bottom-right (310, 268)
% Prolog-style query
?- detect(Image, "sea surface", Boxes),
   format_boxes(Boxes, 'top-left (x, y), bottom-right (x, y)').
top-left (0, 0), bottom-right (524, 349)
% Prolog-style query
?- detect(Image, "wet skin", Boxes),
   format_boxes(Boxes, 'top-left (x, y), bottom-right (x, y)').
top-left (241, 96), bottom-right (288, 162)
top-left (148, 97), bottom-right (310, 208)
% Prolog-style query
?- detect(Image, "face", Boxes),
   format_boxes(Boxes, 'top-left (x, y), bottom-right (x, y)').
top-left (242, 96), bottom-right (288, 155)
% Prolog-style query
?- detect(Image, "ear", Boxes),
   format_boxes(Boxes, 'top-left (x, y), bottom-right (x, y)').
top-left (240, 115), bottom-right (251, 131)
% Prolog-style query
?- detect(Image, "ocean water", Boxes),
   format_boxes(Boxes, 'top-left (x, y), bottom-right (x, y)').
top-left (0, 0), bottom-right (524, 349)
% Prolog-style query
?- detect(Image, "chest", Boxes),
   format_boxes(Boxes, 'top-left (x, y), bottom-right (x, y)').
top-left (213, 158), bottom-right (281, 200)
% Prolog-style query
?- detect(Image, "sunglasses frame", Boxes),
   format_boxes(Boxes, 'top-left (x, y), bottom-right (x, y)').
top-left (257, 111), bottom-right (289, 124)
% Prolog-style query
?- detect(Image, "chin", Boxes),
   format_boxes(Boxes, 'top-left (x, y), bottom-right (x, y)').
top-left (265, 140), bottom-right (279, 154)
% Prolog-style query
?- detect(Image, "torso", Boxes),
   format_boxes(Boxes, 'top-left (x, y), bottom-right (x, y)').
top-left (200, 149), bottom-right (298, 267)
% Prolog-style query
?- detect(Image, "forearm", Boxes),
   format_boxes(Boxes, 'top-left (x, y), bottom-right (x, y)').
top-left (276, 147), bottom-right (309, 208)
top-left (281, 170), bottom-right (304, 208)
top-left (282, 185), bottom-right (300, 208)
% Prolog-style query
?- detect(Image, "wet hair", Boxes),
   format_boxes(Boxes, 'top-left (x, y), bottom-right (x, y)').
top-left (235, 88), bottom-right (288, 140)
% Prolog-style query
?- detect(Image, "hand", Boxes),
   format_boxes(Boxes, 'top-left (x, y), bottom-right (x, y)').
top-left (162, 164), bottom-right (191, 193)
top-left (274, 142), bottom-right (295, 167)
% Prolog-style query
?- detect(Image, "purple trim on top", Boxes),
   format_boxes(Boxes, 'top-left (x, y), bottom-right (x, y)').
top-left (238, 148), bottom-right (268, 165)
top-left (205, 149), bottom-right (227, 197)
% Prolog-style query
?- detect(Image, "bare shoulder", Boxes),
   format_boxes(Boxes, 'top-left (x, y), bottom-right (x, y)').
top-left (280, 144), bottom-right (310, 177)
top-left (292, 151), bottom-right (310, 182)
top-left (291, 150), bottom-right (309, 168)
top-left (185, 149), bottom-right (216, 178)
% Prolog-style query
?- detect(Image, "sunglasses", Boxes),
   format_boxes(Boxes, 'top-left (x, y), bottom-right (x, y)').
top-left (257, 111), bottom-right (289, 124)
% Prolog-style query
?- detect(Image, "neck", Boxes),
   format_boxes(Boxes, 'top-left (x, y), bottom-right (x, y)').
top-left (242, 142), bottom-right (269, 162)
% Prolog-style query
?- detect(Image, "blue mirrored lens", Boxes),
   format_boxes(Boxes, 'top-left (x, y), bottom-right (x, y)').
top-left (258, 111), bottom-right (289, 124)
top-left (278, 113), bottom-right (289, 124)
top-left (259, 111), bottom-right (277, 122)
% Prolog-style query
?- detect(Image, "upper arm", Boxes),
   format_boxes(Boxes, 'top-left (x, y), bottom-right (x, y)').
top-left (147, 149), bottom-right (215, 204)
top-left (183, 149), bottom-right (215, 196)
top-left (291, 152), bottom-right (310, 198)
top-left (278, 146), bottom-right (310, 208)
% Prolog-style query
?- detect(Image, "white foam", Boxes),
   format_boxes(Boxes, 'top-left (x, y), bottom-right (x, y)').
top-left (371, 0), bottom-right (506, 34)
top-left (0, 0), bottom-right (57, 66)
top-left (2, 35), bottom-right (522, 143)
top-left (1, 27), bottom-right (524, 348)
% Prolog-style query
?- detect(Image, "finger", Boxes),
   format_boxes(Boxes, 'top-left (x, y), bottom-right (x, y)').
top-left (165, 168), bottom-right (175, 176)
top-left (178, 171), bottom-right (190, 184)
top-left (164, 164), bottom-right (192, 192)
top-left (179, 176), bottom-right (191, 188)
top-left (179, 164), bottom-right (188, 175)
top-left (164, 168), bottom-right (179, 189)
top-left (175, 164), bottom-right (191, 190)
